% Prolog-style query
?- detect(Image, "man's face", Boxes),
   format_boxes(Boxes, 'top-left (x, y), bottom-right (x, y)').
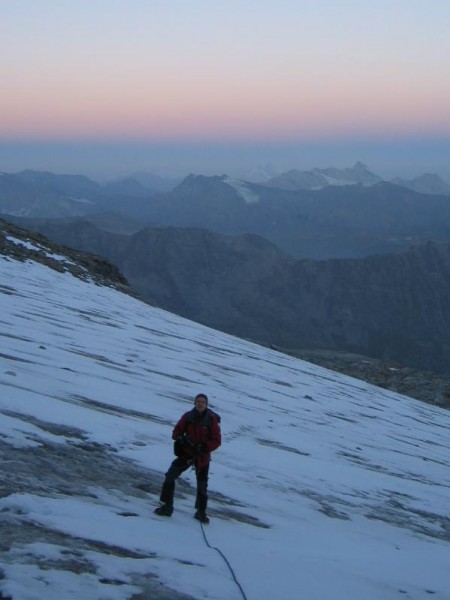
top-left (194, 396), bottom-right (207, 413)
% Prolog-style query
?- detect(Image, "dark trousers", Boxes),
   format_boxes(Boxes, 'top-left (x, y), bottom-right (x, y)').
top-left (160, 456), bottom-right (210, 512)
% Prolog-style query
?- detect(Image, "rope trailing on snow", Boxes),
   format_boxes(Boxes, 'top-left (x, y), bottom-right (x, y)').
top-left (189, 461), bottom-right (247, 598)
top-left (199, 521), bottom-right (248, 600)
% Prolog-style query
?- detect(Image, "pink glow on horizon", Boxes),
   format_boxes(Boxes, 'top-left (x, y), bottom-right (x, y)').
top-left (3, 63), bottom-right (450, 142)
top-left (2, 2), bottom-right (450, 144)
top-left (3, 86), bottom-right (450, 142)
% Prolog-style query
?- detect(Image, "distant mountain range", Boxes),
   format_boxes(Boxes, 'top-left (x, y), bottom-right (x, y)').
top-left (265, 161), bottom-right (383, 190)
top-left (2, 165), bottom-right (450, 259)
top-left (116, 170), bottom-right (183, 192)
top-left (3, 163), bottom-right (450, 377)
top-left (149, 174), bottom-right (450, 258)
top-left (391, 172), bottom-right (450, 196)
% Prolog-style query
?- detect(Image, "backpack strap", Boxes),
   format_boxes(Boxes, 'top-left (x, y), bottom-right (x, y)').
top-left (186, 408), bottom-right (221, 427)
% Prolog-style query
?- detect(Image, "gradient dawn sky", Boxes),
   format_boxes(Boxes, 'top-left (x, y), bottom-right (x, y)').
top-left (1, 0), bottom-right (450, 180)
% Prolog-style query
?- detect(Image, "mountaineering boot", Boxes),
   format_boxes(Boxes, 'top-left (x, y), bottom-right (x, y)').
top-left (154, 503), bottom-right (173, 517)
top-left (194, 510), bottom-right (209, 524)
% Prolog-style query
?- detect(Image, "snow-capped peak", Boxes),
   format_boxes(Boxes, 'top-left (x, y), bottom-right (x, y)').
top-left (224, 176), bottom-right (260, 203)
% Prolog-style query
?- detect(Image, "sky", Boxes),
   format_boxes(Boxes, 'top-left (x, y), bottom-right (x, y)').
top-left (1, 0), bottom-right (450, 180)
top-left (1, 233), bottom-right (450, 599)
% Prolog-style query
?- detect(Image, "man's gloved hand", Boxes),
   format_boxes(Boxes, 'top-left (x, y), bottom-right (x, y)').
top-left (176, 435), bottom-right (185, 444)
top-left (195, 443), bottom-right (206, 455)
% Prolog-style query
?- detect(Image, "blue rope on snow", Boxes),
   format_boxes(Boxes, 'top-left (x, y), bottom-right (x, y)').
top-left (199, 521), bottom-right (248, 600)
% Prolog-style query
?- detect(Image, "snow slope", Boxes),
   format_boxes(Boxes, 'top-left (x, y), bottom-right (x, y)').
top-left (0, 248), bottom-right (449, 600)
top-left (224, 177), bottom-right (260, 204)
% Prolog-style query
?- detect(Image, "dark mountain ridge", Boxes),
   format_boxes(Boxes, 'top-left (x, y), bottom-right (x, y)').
top-left (391, 172), bottom-right (450, 196)
top-left (16, 169), bottom-right (101, 199)
top-left (148, 176), bottom-right (450, 259)
top-left (0, 170), bottom-right (159, 220)
top-left (3, 168), bottom-right (450, 259)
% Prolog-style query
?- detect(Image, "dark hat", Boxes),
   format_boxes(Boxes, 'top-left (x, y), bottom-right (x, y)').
top-left (194, 393), bottom-right (208, 404)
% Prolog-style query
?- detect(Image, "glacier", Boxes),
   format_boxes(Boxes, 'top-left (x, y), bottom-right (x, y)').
top-left (0, 239), bottom-right (449, 600)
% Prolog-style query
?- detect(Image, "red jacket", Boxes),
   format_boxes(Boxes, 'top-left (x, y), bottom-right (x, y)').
top-left (172, 408), bottom-right (221, 468)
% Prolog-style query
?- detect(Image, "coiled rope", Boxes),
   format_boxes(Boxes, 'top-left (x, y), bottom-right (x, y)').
top-left (199, 521), bottom-right (248, 600)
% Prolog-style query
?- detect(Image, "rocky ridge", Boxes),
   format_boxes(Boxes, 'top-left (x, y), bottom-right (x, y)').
top-left (0, 219), bottom-right (131, 293)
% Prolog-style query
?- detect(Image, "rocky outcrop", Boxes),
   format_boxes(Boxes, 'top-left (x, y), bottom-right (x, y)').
top-left (0, 219), bottom-right (131, 292)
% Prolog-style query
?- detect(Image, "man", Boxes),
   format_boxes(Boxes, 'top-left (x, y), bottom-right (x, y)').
top-left (154, 393), bottom-right (221, 523)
